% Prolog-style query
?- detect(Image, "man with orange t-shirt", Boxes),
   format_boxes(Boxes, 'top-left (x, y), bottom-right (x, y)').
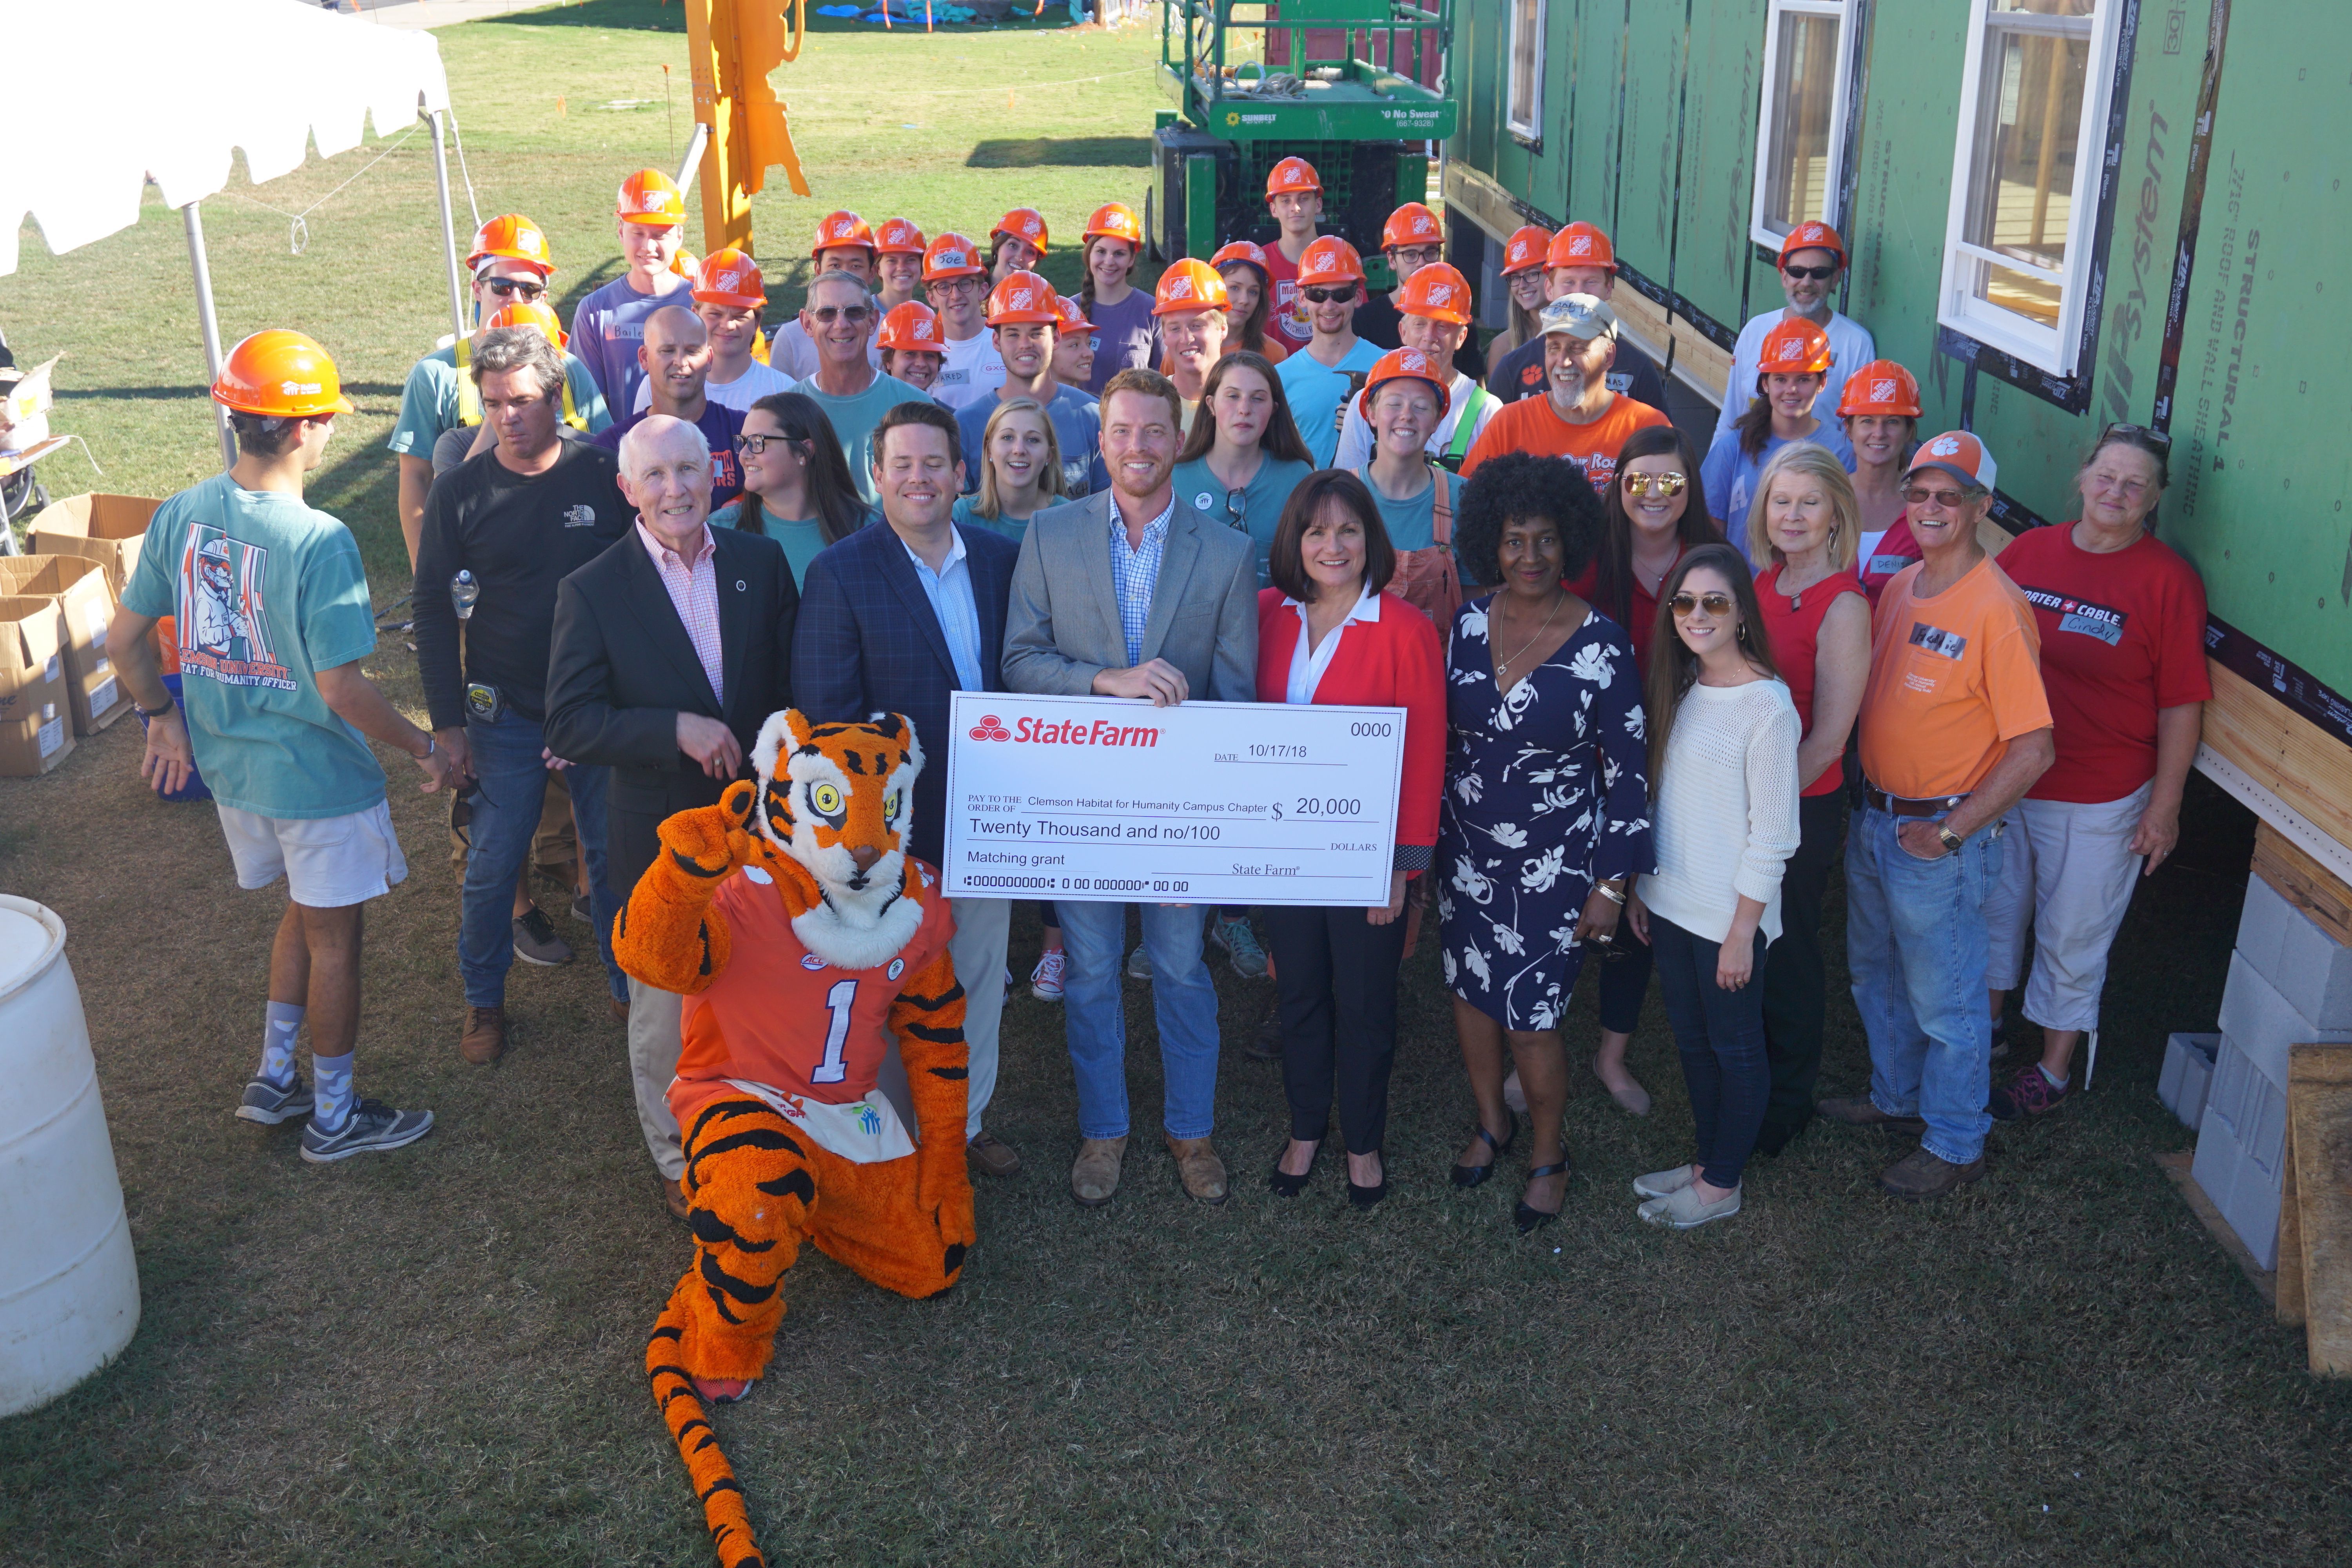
top-left (1459, 295), bottom-right (1668, 494)
top-left (1817, 432), bottom-right (2053, 1201)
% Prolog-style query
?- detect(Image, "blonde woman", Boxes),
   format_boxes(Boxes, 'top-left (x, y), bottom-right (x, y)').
top-left (1744, 442), bottom-right (1868, 1154)
top-left (950, 397), bottom-right (1069, 543)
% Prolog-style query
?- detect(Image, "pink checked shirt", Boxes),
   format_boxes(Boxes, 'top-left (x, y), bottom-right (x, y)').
top-left (636, 518), bottom-right (724, 705)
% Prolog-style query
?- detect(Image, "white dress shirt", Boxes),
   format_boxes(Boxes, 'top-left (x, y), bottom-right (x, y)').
top-left (1283, 582), bottom-right (1382, 704)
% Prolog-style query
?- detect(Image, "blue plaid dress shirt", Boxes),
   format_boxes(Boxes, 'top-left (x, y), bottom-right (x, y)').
top-left (1107, 495), bottom-right (1176, 666)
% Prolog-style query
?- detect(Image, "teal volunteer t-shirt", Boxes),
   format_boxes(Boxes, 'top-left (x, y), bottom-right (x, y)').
top-left (1356, 463), bottom-right (1465, 553)
top-left (385, 341), bottom-right (612, 460)
top-left (1169, 454), bottom-right (1314, 588)
top-left (122, 474), bottom-right (387, 820)
top-left (800, 371), bottom-right (937, 506)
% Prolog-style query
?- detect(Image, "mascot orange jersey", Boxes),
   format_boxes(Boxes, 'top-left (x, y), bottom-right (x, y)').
top-left (615, 710), bottom-right (974, 1568)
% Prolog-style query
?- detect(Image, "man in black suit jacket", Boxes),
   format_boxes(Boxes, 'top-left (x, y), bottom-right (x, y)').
top-left (546, 415), bottom-right (797, 1220)
top-left (791, 401), bottom-right (1023, 1178)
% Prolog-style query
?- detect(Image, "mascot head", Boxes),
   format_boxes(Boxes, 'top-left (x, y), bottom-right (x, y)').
top-left (748, 709), bottom-right (927, 969)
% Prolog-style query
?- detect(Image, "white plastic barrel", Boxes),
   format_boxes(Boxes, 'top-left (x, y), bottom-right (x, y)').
top-left (0, 894), bottom-right (140, 1416)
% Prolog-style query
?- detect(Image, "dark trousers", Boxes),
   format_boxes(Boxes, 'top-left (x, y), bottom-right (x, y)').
top-left (1597, 916), bottom-right (1652, 1033)
top-left (1758, 791), bottom-right (1847, 1151)
top-left (1651, 914), bottom-right (1772, 1190)
top-left (1264, 902), bottom-right (1409, 1154)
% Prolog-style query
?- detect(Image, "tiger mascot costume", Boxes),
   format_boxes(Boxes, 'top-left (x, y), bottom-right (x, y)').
top-left (613, 709), bottom-right (974, 1568)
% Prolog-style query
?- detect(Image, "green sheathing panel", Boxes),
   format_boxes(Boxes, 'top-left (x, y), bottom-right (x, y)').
top-left (1614, 0), bottom-right (1689, 270)
top-left (1671, 0), bottom-right (1769, 338)
top-left (1569, 0), bottom-right (1630, 231)
top-left (2162, 5), bottom-right (2352, 692)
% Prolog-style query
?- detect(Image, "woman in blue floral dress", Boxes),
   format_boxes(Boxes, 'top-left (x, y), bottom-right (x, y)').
top-left (1439, 452), bottom-right (1654, 1231)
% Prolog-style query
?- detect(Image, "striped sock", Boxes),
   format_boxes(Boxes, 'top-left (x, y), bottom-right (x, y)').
top-left (313, 1052), bottom-right (355, 1132)
top-left (258, 1002), bottom-right (303, 1089)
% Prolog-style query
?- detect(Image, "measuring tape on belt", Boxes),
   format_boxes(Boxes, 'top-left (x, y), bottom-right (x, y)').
top-left (454, 335), bottom-right (586, 432)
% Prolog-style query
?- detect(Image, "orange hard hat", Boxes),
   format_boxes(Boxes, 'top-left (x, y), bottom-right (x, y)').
top-left (987, 270), bottom-right (1062, 327)
top-left (1757, 316), bottom-right (1836, 378)
top-left (922, 232), bottom-right (984, 281)
top-left (1779, 220), bottom-right (1846, 267)
top-left (812, 211), bottom-right (875, 257)
top-left (1546, 221), bottom-right (1615, 271)
top-left (1295, 235), bottom-right (1366, 288)
top-left (1209, 239), bottom-right (1272, 278)
top-left (615, 169), bottom-right (686, 228)
top-left (1358, 347), bottom-right (1448, 416)
top-left (1838, 359), bottom-right (1922, 418)
top-left (1501, 225), bottom-right (1552, 276)
top-left (1265, 156), bottom-right (1321, 200)
top-left (483, 301), bottom-right (568, 350)
top-left (877, 301), bottom-right (944, 354)
top-left (1053, 294), bottom-right (1095, 332)
top-left (1380, 202), bottom-right (1442, 251)
top-left (992, 208), bottom-right (1049, 256)
top-left (1153, 258), bottom-right (1229, 315)
top-left (210, 330), bottom-right (356, 418)
top-left (875, 217), bottom-right (927, 255)
top-left (1083, 203), bottom-right (1143, 245)
top-left (467, 213), bottom-right (554, 274)
top-left (693, 248), bottom-right (766, 310)
top-left (1396, 262), bottom-right (1473, 326)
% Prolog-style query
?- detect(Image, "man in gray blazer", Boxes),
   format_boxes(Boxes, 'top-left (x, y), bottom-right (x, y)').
top-left (1003, 367), bottom-right (1259, 1209)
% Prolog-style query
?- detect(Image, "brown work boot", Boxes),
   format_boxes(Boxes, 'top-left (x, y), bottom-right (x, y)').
top-left (1164, 1134), bottom-right (1230, 1205)
top-left (1071, 1136), bottom-right (1128, 1206)
top-left (967, 1132), bottom-right (1022, 1178)
top-left (459, 1005), bottom-right (507, 1065)
top-left (662, 1177), bottom-right (690, 1222)
top-left (1879, 1145), bottom-right (1987, 1201)
top-left (1815, 1095), bottom-right (1926, 1133)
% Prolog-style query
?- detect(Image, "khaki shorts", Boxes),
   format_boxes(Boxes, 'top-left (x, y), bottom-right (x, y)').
top-left (217, 799), bottom-right (410, 909)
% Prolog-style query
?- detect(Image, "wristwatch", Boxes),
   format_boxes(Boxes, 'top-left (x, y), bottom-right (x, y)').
top-left (1937, 825), bottom-right (1965, 853)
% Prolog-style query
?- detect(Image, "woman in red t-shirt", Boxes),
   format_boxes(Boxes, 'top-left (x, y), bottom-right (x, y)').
top-left (1839, 359), bottom-right (1922, 606)
top-left (1744, 442), bottom-right (1869, 1153)
top-left (1985, 426), bottom-right (2209, 1120)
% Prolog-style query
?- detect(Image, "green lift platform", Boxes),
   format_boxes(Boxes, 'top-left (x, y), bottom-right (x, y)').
top-left (1151, 1), bottom-right (1456, 289)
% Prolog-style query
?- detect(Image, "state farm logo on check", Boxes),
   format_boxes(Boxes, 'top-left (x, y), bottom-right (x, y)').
top-left (968, 713), bottom-right (1161, 747)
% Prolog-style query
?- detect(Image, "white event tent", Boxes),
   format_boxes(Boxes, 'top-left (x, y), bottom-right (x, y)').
top-left (0, 0), bottom-right (466, 470)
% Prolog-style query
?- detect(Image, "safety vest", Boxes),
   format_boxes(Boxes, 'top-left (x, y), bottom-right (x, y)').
top-left (453, 334), bottom-right (586, 431)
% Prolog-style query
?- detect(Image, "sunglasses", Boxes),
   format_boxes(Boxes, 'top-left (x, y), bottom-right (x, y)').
top-left (1669, 590), bottom-right (1735, 618)
top-left (1622, 470), bottom-right (1686, 498)
top-left (1221, 488), bottom-right (1248, 531)
top-left (1901, 484), bottom-right (1976, 508)
top-left (734, 432), bottom-right (811, 458)
top-left (808, 305), bottom-right (871, 324)
top-left (481, 277), bottom-right (548, 301)
top-left (1781, 263), bottom-right (1838, 281)
top-left (1302, 285), bottom-right (1358, 304)
top-left (2100, 421), bottom-right (2173, 451)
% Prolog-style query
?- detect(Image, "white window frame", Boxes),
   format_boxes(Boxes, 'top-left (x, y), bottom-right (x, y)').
top-left (1504, 0), bottom-right (1548, 145)
top-left (1749, 0), bottom-right (1858, 251)
top-left (1936, 0), bottom-right (2125, 377)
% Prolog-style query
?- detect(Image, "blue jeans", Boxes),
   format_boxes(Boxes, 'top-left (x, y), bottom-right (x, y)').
top-left (1057, 901), bottom-right (1220, 1140)
top-left (1844, 804), bottom-right (2003, 1165)
top-left (459, 709), bottom-right (623, 1007)
top-left (1650, 915), bottom-right (1771, 1189)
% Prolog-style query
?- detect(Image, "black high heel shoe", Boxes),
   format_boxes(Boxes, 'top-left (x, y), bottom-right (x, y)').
top-left (1450, 1111), bottom-right (1518, 1189)
top-left (1269, 1141), bottom-right (1319, 1197)
top-left (1514, 1157), bottom-right (1573, 1233)
top-left (1346, 1151), bottom-right (1389, 1209)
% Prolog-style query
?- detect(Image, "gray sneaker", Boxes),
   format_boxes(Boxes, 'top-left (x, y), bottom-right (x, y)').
top-left (1207, 913), bottom-right (1269, 979)
top-left (512, 907), bottom-right (573, 966)
top-left (300, 1098), bottom-right (436, 1163)
top-left (1125, 944), bottom-right (1154, 982)
top-left (236, 1073), bottom-right (314, 1125)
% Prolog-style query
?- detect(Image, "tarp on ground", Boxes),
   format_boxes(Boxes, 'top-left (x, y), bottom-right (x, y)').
top-left (0, 0), bottom-right (452, 276)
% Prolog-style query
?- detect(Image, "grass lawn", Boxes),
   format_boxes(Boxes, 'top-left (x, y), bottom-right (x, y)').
top-left (4, 5), bottom-right (2350, 1564)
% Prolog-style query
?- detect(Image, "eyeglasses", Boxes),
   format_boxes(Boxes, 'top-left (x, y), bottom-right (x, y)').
top-left (1668, 590), bottom-right (1735, 618)
top-left (808, 305), bottom-right (871, 324)
top-left (1302, 286), bottom-right (1358, 304)
top-left (481, 277), bottom-right (547, 301)
top-left (1221, 488), bottom-right (1249, 532)
top-left (2100, 421), bottom-right (2172, 451)
top-left (1781, 263), bottom-right (1837, 281)
top-left (929, 276), bottom-right (982, 295)
top-left (1622, 470), bottom-right (1686, 498)
top-left (734, 432), bottom-right (810, 458)
top-left (1901, 484), bottom-right (1977, 508)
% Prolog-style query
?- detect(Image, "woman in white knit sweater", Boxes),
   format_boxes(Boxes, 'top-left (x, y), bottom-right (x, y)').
top-left (1624, 543), bottom-right (1801, 1229)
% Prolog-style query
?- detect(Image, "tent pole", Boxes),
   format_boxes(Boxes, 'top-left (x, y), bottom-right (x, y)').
top-left (183, 201), bottom-right (237, 473)
top-left (428, 110), bottom-right (468, 343)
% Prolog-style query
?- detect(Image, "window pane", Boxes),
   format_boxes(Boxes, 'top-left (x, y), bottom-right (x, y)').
top-left (1962, 6), bottom-right (2094, 328)
top-left (1509, 0), bottom-right (1543, 133)
top-left (1760, 12), bottom-right (1840, 234)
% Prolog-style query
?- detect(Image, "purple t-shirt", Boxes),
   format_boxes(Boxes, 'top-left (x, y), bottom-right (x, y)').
top-left (569, 273), bottom-right (693, 416)
top-left (593, 401), bottom-right (747, 512)
top-left (1083, 288), bottom-right (1161, 396)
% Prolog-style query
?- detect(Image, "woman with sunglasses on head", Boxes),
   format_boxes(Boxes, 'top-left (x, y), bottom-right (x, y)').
top-left (1700, 318), bottom-right (1853, 560)
top-left (1744, 443), bottom-right (1869, 1154)
top-left (1209, 241), bottom-right (1290, 366)
top-left (1982, 425), bottom-right (2207, 1122)
top-left (1440, 452), bottom-right (1652, 1233)
top-left (1624, 545), bottom-right (1800, 1229)
top-left (1170, 351), bottom-right (1317, 589)
top-left (714, 392), bottom-right (873, 587)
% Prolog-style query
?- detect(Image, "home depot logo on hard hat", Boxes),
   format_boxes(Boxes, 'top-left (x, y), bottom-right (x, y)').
top-left (1774, 337), bottom-right (1808, 362)
top-left (280, 380), bottom-right (322, 397)
top-left (1400, 350), bottom-right (1431, 375)
top-left (1009, 287), bottom-right (1034, 310)
top-left (1872, 378), bottom-right (1898, 402)
top-left (1424, 281), bottom-right (1454, 308)
top-left (640, 191), bottom-right (667, 213)
top-left (913, 318), bottom-right (935, 340)
top-left (713, 269), bottom-right (744, 293)
top-left (1792, 223), bottom-right (1833, 247)
top-left (1165, 274), bottom-right (1195, 301)
top-left (1566, 233), bottom-right (1595, 256)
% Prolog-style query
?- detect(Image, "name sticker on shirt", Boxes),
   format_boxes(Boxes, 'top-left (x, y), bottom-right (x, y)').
top-left (1868, 554), bottom-right (1911, 576)
top-left (2020, 586), bottom-right (2128, 646)
top-left (1907, 621), bottom-right (1968, 660)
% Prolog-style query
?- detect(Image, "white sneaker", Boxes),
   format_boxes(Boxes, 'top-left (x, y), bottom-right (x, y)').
top-left (1632, 1164), bottom-right (1699, 1201)
top-left (1125, 944), bottom-right (1154, 982)
top-left (1030, 948), bottom-right (1067, 1001)
top-left (1639, 1182), bottom-right (1741, 1229)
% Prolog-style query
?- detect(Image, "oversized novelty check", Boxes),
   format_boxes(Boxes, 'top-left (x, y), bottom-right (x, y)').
top-left (941, 691), bottom-right (1406, 907)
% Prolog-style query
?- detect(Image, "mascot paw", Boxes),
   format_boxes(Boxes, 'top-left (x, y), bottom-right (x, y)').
top-left (659, 783), bottom-right (759, 880)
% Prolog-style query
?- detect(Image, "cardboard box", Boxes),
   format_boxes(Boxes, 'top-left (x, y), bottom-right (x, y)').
top-left (0, 597), bottom-right (74, 777)
top-left (27, 493), bottom-right (159, 597)
top-left (0, 554), bottom-right (128, 735)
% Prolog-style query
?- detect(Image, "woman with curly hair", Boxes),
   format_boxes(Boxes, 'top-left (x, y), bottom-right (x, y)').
top-left (1439, 452), bottom-right (1653, 1233)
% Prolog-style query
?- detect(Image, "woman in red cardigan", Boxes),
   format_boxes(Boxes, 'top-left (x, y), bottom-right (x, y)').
top-left (1256, 470), bottom-right (1447, 1207)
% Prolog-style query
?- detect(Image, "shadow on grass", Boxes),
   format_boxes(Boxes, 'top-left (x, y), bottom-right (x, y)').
top-left (967, 135), bottom-right (1152, 169)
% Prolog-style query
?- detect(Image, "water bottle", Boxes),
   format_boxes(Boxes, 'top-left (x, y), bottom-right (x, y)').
top-left (450, 569), bottom-right (480, 621)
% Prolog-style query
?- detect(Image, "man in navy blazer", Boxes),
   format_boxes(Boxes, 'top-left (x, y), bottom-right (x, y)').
top-left (792, 401), bottom-right (1025, 1179)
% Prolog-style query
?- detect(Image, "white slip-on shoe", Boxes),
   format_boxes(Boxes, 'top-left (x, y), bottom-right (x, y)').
top-left (1639, 1182), bottom-right (1741, 1230)
top-left (1632, 1164), bottom-right (1699, 1201)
